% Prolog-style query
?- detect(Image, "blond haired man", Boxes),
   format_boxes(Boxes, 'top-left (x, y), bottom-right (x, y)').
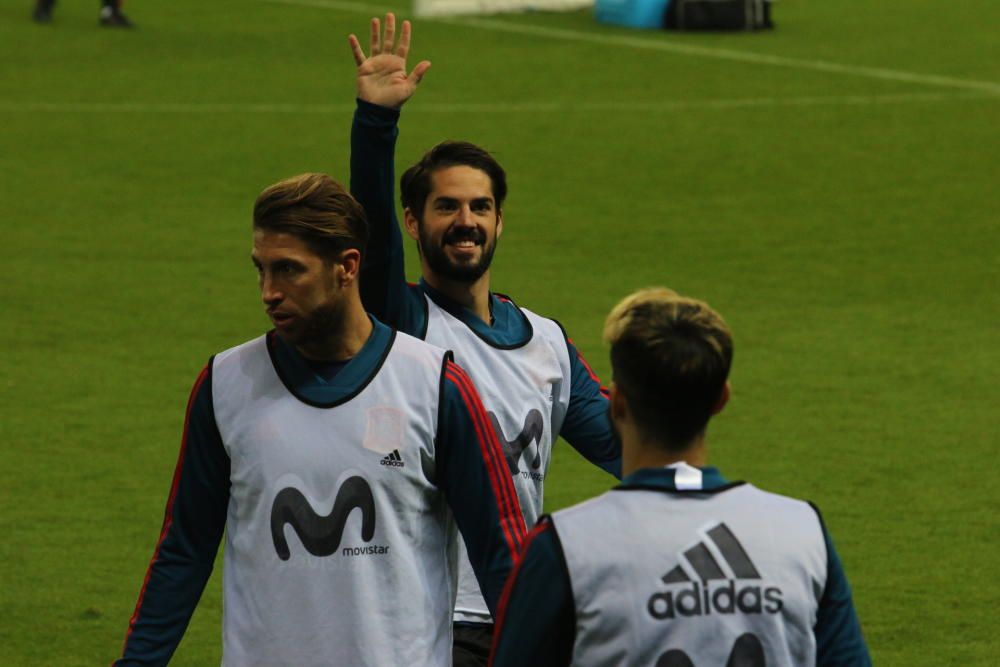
top-left (114, 174), bottom-right (525, 666)
top-left (490, 288), bottom-right (870, 667)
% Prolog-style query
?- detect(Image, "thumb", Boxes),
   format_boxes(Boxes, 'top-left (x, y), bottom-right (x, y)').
top-left (408, 61), bottom-right (432, 86)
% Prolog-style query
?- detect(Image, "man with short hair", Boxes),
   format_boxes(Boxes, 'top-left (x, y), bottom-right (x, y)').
top-left (347, 16), bottom-right (621, 664)
top-left (113, 173), bottom-right (525, 666)
top-left (490, 288), bottom-right (871, 667)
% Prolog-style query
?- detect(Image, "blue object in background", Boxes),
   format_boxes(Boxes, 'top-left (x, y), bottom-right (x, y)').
top-left (594, 0), bottom-right (670, 29)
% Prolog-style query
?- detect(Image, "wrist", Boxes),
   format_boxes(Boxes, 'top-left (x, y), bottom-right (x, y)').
top-left (356, 98), bottom-right (402, 123)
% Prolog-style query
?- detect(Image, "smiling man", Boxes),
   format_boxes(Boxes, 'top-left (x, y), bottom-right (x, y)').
top-left (113, 173), bottom-right (525, 666)
top-left (348, 16), bottom-right (621, 665)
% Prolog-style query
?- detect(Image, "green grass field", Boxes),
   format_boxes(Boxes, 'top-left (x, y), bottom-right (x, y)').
top-left (1, 0), bottom-right (997, 663)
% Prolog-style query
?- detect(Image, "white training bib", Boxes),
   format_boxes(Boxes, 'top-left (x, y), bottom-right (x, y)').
top-left (211, 331), bottom-right (456, 666)
top-left (423, 295), bottom-right (571, 623)
top-left (552, 483), bottom-right (828, 667)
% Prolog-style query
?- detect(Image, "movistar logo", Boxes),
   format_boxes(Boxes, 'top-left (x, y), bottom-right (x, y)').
top-left (656, 633), bottom-right (765, 667)
top-left (488, 409), bottom-right (544, 475)
top-left (270, 476), bottom-right (377, 560)
top-left (647, 522), bottom-right (783, 620)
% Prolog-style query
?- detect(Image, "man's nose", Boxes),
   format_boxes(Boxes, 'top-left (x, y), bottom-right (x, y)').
top-left (261, 275), bottom-right (283, 305)
top-left (455, 205), bottom-right (475, 226)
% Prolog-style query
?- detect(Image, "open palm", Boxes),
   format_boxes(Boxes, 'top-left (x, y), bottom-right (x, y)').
top-left (349, 14), bottom-right (431, 109)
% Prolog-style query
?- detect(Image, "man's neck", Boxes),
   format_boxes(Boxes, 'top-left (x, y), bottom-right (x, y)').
top-left (422, 271), bottom-right (493, 325)
top-left (294, 303), bottom-right (374, 362)
top-left (622, 437), bottom-right (706, 477)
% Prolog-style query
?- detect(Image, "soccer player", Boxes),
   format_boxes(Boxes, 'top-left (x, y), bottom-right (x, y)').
top-left (347, 15), bottom-right (621, 665)
top-left (32, 0), bottom-right (133, 26)
top-left (112, 174), bottom-right (526, 666)
top-left (490, 288), bottom-right (872, 666)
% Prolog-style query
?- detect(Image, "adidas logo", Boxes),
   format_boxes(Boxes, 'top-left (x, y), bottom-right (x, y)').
top-left (647, 522), bottom-right (783, 620)
top-left (380, 450), bottom-right (404, 468)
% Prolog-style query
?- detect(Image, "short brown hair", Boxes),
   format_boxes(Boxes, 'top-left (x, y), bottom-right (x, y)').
top-left (400, 141), bottom-right (507, 222)
top-left (603, 288), bottom-right (733, 450)
top-left (253, 173), bottom-right (368, 262)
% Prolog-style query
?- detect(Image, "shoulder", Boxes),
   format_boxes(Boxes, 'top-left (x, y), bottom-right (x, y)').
top-left (737, 485), bottom-right (828, 551)
top-left (549, 489), bottom-right (621, 530)
top-left (503, 298), bottom-right (571, 352)
top-left (211, 333), bottom-right (269, 370)
top-left (392, 328), bottom-right (448, 359)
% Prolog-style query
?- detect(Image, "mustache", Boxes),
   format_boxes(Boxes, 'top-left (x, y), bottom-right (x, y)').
top-left (443, 226), bottom-right (486, 245)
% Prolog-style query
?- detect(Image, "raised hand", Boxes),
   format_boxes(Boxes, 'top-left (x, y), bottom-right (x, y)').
top-left (348, 13), bottom-right (431, 110)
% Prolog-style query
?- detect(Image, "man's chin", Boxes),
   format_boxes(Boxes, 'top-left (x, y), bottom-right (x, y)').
top-left (437, 263), bottom-right (489, 283)
top-left (272, 325), bottom-right (305, 347)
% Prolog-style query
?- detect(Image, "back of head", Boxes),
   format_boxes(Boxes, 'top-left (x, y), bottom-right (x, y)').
top-left (253, 173), bottom-right (369, 262)
top-left (400, 141), bottom-right (508, 221)
top-left (603, 287), bottom-right (733, 451)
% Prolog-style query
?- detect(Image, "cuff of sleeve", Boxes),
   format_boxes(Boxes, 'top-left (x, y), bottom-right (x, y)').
top-left (355, 98), bottom-right (401, 126)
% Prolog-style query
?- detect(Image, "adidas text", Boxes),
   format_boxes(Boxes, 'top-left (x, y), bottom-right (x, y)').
top-left (647, 581), bottom-right (783, 620)
top-left (380, 450), bottom-right (404, 468)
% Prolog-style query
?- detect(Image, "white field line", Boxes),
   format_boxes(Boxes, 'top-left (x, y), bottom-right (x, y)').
top-left (260, 0), bottom-right (1000, 96)
top-left (0, 92), bottom-right (992, 114)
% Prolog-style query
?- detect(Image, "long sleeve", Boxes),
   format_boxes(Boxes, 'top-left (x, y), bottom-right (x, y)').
top-left (113, 364), bottom-right (231, 666)
top-left (489, 519), bottom-right (575, 667)
top-left (811, 504), bottom-right (872, 666)
top-left (559, 335), bottom-right (621, 479)
top-left (351, 99), bottom-right (426, 335)
top-left (436, 359), bottom-right (527, 613)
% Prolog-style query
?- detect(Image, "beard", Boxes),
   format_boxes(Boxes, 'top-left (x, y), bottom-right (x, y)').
top-left (275, 300), bottom-right (344, 352)
top-left (419, 223), bottom-right (498, 284)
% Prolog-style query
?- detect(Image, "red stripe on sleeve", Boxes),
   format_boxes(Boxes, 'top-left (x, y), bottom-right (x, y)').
top-left (568, 337), bottom-right (610, 398)
top-left (488, 521), bottom-right (552, 666)
top-left (117, 364), bottom-right (210, 660)
top-left (445, 363), bottom-right (527, 551)
top-left (445, 365), bottom-right (526, 552)
top-left (449, 364), bottom-right (528, 544)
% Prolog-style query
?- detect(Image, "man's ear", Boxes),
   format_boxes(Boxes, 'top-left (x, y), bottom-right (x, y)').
top-left (496, 210), bottom-right (503, 239)
top-left (337, 248), bottom-right (362, 287)
top-left (711, 381), bottom-right (731, 416)
top-left (403, 208), bottom-right (420, 241)
top-left (610, 383), bottom-right (628, 423)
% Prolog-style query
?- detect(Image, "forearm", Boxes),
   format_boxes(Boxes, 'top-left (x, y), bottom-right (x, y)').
top-left (561, 336), bottom-right (621, 478)
top-left (439, 361), bottom-right (526, 613)
top-left (813, 506), bottom-right (872, 666)
top-left (490, 521), bottom-right (575, 667)
top-left (115, 365), bottom-right (230, 665)
top-left (351, 99), bottom-right (411, 325)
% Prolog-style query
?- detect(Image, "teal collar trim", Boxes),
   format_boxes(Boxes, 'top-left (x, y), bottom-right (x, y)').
top-left (418, 278), bottom-right (531, 347)
top-left (268, 317), bottom-right (394, 407)
top-left (619, 464), bottom-right (731, 492)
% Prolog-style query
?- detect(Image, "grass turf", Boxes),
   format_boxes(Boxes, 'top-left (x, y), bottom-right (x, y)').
top-left (1, 0), bottom-right (997, 664)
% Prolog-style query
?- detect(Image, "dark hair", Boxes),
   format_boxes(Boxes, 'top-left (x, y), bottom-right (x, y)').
top-left (253, 173), bottom-right (368, 262)
top-left (400, 141), bottom-right (507, 221)
top-left (604, 288), bottom-right (733, 451)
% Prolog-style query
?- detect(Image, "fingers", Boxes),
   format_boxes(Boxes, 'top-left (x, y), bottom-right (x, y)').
top-left (369, 16), bottom-right (380, 55)
top-left (397, 19), bottom-right (411, 59)
top-left (359, 13), bottom-right (411, 62)
top-left (408, 60), bottom-right (432, 86)
top-left (383, 13), bottom-right (396, 54)
top-left (348, 34), bottom-right (366, 66)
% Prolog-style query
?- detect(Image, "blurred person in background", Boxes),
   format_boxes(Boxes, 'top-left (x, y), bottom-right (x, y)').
top-left (33, 0), bottom-right (132, 27)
